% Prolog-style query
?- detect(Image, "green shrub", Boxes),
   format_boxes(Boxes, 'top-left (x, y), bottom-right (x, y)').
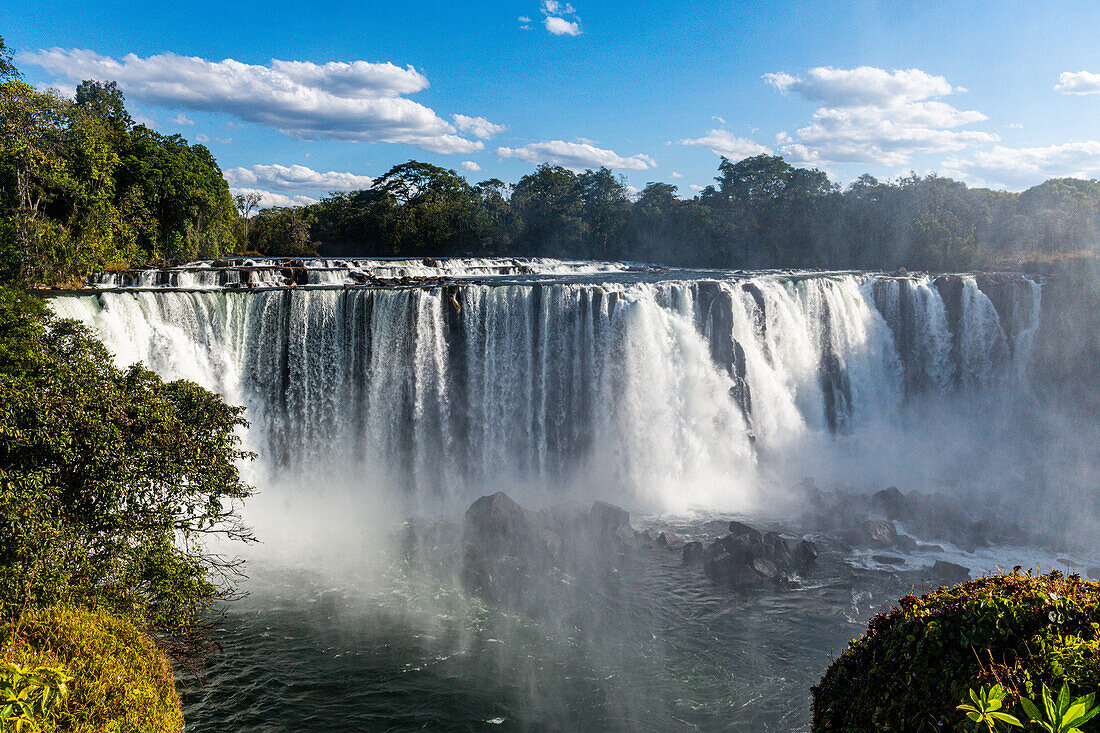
top-left (2, 606), bottom-right (183, 732)
top-left (812, 570), bottom-right (1100, 732)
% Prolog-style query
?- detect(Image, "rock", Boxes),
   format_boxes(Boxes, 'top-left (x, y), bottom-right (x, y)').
top-left (915, 543), bottom-right (945, 553)
top-left (752, 556), bottom-right (780, 579)
top-left (682, 541), bottom-right (704, 565)
top-left (589, 501), bottom-right (630, 539)
top-left (464, 491), bottom-right (540, 559)
top-left (793, 540), bottom-right (818, 570)
top-left (728, 520), bottom-right (762, 543)
top-left (615, 524), bottom-right (636, 542)
top-left (702, 523), bottom-right (816, 589)
top-left (893, 534), bottom-right (918, 553)
top-left (872, 487), bottom-right (913, 521)
top-left (931, 560), bottom-right (970, 584)
top-left (657, 531), bottom-right (684, 549)
top-left (873, 555), bottom-right (905, 565)
top-left (861, 518), bottom-right (897, 548)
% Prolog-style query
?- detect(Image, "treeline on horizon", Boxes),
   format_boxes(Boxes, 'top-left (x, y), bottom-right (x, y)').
top-left (3, 35), bottom-right (1100, 288)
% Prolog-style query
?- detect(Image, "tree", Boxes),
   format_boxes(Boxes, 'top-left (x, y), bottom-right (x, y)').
top-left (0, 288), bottom-right (254, 656)
top-left (74, 80), bottom-right (133, 133)
top-left (0, 34), bottom-right (17, 81)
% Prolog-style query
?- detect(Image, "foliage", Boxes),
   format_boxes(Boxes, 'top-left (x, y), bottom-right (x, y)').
top-left (288, 154), bottom-right (1100, 272)
top-left (957, 684), bottom-right (1022, 731)
top-left (0, 36), bottom-right (238, 287)
top-left (0, 660), bottom-right (71, 732)
top-left (1019, 683), bottom-right (1099, 732)
top-left (0, 287), bottom-right (254, 653)
top-left (2, 606), bottom-right (183, 732)
top-left (812, 570), bottom-right (1100, 732)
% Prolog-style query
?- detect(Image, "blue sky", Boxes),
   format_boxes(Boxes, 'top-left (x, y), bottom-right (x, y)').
top-left (8, 0), bottom-right (1100, 205)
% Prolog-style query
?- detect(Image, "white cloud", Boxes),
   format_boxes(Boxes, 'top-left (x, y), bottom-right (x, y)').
top-left (689, 184), bottom-right (704, 192)
top-left (194, 133), bottom-right (210, 143)
top-left (943, 141), bottom-right (1100, 189)
top-left (711, 115), bottom-right (726, 125)
top-left (1055, 71), bottom-right (1100, 95)
top-left (496, 140), bottom-right (655, 171)
top-left (224, 163), bottom-right (374, 193)
top-left (544, 16), bottom-right (581, 35)
top-left (460, 160), bottom-right (482, 172)
top-left (764, 66), bottom-right (997, 166)
top-left (518, 15), bottom-right (532, 22)
top-left (679, 129), bottom-right (771, 159)
top-left (172, 113), bottom-right (194, 125)
top-left (229, 187), bottom-right (319, 208)
top-left (453, 114), bottom-right (506, 139)
top-left (518, 15), bottom-right (532, 29)
top-left (21, 48), bottom-right (485, 154)
top-left (670, 171), bottom-right (683, 178)
top-left (541, 0), bottom-right (576, 14)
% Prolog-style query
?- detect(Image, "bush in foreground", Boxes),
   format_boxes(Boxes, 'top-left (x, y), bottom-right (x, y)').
top-left (812, 570), bottom-right (1100, 731)
top-left (2, 606), bottom-right (183, 732)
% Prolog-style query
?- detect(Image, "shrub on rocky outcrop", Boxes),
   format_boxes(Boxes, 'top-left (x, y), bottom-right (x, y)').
top-left (812, 570), bottom-right (1100, 731)
top-left (2, 606), bottom-right (184, 732)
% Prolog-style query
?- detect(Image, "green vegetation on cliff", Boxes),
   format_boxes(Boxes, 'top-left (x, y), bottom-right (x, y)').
top-left (3, 606), bottom-right (184, 732)
top-left (0, 36), bottom-right (238, 288)
top-left (813, 571), bottom-right (1100, 732)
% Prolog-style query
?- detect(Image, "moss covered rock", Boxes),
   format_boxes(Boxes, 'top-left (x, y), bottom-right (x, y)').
top-left (3, 606), bottom-right (184, 732)
top-left (812, 570), bottom-right (1100, 731)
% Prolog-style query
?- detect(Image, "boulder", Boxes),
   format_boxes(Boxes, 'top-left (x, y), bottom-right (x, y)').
top-left (657, 531), bottom-right (684, 549)
top-left (589, 501), bottom-right (630, 540)
top-left (682, 541), bottom-right (704, 565)
top-left (728, 520), bottom-right (762, 543)
top-left (861, 518), bottom-right (897, 548)
top-left (702, 521), bottom-right (816, 589)
top-left (793, 540), bottom-right (818, 570)
top-left (872, 487), bottom-right (914, 521)
top-left (931, 560), bottom-right (970, 584)
top-left (893, 534), bottom-right (918, 553)
top-left (873, 555), bottom-right (905, 566)
top-left (464, 491), bottom-right (540, 559)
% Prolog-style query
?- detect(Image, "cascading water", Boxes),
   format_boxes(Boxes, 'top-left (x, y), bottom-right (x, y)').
top-left (49, 260), bottom-right (1042, 515)
top-left (50, 258), bottom-right (1072, 731)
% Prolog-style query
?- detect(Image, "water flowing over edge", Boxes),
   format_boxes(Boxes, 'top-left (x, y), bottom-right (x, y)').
top-left (50, 261), bottom-right (1042, 517)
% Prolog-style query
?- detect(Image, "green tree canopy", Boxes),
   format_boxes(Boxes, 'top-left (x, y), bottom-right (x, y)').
top-left (0, 288), bottom-right (254, 655)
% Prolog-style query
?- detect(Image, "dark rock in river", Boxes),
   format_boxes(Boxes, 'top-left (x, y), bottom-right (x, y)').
top-left (682, 541), bottom-right (704, 565)
top-left (930, 560), bottom-right (971, 584)
top-left (871, 486), bottom-right (913, 522)
top-left (462, 492), bottom-right (638, 606)
top-left (873, 555), bottom-right (905, 566)
top-left (656, 531), bottom-right (683, 549)
top-left (702, 521), bottom-right (816, 589)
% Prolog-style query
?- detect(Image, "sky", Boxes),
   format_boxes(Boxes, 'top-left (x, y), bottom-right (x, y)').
top-left (8, 0), bottom-right (1100, 206)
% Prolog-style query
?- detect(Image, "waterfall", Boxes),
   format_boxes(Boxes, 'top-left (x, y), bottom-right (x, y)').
top-left (49, 260), bottom-right (1041, 514)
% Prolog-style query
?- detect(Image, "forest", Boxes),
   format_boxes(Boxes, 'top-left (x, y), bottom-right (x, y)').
top-left (3, 34), bottom-right (1100, 289)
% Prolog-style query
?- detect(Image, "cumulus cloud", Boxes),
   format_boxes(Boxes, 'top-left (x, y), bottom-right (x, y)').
top-left (765, 66), bottom-right (997, 166)
top-left (545, 16), bottom-right (582, 35)
top-left (229, 187), bottom-right (319, 208)
top-left (172, 113), bottom-right (194, 125)
top-left (670, 171), bottom-right (683, 178)
top-left (21, 48), bottom-right (486, 154)
top-left (679, 129), bottom-right (771, 159)
top-left (223, 163), bottom-right (374, 193)
top-left (943, 141), bottom-right (1100, 189)
top-left (460, 161), bottom-right (482, 172)
top-left (518, 15), bottom-right (532, 29)
top-left (1055, 71), bottom-right (1100, 95)
top-left (538, 0), bottom-right (581, 35)
top-left (453, 114), bottom-right (506, 139)
top-left (496, 140), bottom-right (655, 171)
